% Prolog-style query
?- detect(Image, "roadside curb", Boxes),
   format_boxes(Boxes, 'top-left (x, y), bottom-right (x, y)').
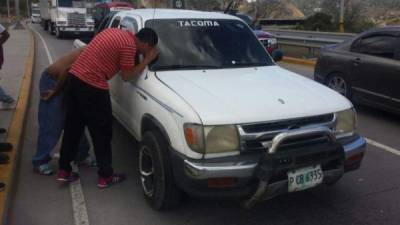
top-left (282, 56), bottom-right (317, 68)
top-left (0, 24), bottom-right (35, 225)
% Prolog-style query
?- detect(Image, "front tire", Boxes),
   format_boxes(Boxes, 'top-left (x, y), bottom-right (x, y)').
top-left (139, 131), bottom-right (182, 210)
top-left (49, 22), bottom-right (55, 35)
top-left (326, 73), bottom-right (352, 99)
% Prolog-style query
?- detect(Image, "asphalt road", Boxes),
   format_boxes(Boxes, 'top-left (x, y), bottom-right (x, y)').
top-left (10, 23), bottom-right (400, 225)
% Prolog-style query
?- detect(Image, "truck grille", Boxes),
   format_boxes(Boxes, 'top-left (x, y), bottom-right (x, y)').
top-left (67, 13), bottom-right (85, 27)
top-left (238, 114), bottom-right (335, 153)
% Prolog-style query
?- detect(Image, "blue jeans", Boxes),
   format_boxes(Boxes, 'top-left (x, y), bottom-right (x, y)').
top-left (32, 70), bottom-right (90, 167)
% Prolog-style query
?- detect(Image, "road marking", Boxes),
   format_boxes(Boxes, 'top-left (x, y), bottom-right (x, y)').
top-left (29, 23), bottom-right (53, 64)
top-left (30, 24), bottom-right (90, 225)
top-left (366, 138), bottom-right (400, 157)
top-left (71, 164), bottom-right (90, 225)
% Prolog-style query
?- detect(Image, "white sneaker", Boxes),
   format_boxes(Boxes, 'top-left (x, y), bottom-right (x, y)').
top-left (0, 102), bottom-right (16, 110)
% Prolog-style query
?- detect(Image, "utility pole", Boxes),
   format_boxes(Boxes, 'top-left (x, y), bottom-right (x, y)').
top-left (339, 0), bottom-right (345, 32)
top-left (14, 0), bottom-right (24, 29)
top-left (7, 0), bottom-right (11, 23)
top-left (27, 0), bottom-right (30, 19)
top-left (15, 0), bottom-right (20, 21)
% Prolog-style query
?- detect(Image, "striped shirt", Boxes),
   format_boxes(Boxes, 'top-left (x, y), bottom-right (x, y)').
top-left (70, 28), bottom-right (136, 90)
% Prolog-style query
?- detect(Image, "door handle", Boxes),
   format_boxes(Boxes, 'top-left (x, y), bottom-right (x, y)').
top-left (352, 58), bottom-right (361, 66)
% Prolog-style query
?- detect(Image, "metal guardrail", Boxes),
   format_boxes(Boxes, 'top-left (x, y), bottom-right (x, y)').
top-left (264, 29), bottom-right (357, 58)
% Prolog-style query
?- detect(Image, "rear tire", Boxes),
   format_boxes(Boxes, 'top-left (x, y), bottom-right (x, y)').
top-left (55, 28), bottom-right (64, 39)
top-left (139, 130), bottom-right (182, 210)
top-left (326, 73), bottom-right (352, 99)
top-left (42, 20), bottom-right (48, 31)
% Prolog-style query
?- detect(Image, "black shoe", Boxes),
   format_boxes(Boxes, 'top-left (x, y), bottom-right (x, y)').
top-left (0, 153), bottom-right (9, 164)
top-left (0, 142), bottom-right (12, 152)
top-left (0, 128), bottom-right (6, 134)
top-left (0, 182), bottom-right (5, 192)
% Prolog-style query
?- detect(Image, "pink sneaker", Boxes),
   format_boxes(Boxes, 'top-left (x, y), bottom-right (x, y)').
top-left (57, 170), bottom-right (79, 182)
top-left (97, 173), bottom-right (126, 188)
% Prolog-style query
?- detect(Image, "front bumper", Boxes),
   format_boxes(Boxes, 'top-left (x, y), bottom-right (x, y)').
top-left (31, 17), bottom-right (41, 23)
top-left (171, 129), bottom-right (366, 199)
top-left (58, 26), bottom-right (94, 33)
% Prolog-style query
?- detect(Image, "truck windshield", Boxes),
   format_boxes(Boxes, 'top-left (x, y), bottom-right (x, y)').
top-left (58, 0), bottom-right (85, 7)
top-left (146, 19), bottom-right (274, 71)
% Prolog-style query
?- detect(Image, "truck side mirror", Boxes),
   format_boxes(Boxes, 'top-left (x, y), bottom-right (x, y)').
top-left (272, 49), bottom-right (283, 62)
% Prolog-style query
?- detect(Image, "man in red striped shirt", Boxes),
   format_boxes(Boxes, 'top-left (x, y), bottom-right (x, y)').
top-left (58, 27), bottom-right (159, 188)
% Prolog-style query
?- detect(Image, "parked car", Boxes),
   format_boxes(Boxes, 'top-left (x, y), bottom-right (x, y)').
top-left (93, 2), bottom-right (134, 29)
top-left (315, 27), bottom-right (400, 114)
top-left (75, 9), bottom-right (366, 210)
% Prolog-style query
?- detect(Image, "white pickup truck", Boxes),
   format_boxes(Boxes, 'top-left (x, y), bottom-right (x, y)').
top-left (75, 9), bottom-right (366, 210)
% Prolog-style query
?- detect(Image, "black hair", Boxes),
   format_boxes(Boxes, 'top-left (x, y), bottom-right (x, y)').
top-left (135, 28), bottom-right (158, 46)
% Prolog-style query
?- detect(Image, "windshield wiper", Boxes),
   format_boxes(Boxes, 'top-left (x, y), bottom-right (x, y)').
top-left (152, 65), bottom-right (220, 71)
top-left (227, 62), bottom-right (269, 67)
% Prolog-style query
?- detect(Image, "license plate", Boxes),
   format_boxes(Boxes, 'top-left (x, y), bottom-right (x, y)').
top-left (287, 165), bottom-right (323, 192)
top-left (75, 28), bottom-right (80, 31)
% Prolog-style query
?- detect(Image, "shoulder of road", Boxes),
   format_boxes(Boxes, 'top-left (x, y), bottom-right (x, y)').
top-left (0, 22), bottom-right (35, 224)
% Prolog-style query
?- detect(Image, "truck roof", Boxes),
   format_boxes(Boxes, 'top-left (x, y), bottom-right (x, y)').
top-left (96, 2), bottom-right (134, 8)
top-left (118, 8), bottom-right (240, 22)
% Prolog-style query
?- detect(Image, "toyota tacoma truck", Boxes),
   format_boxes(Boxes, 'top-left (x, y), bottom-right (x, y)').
top-left (74, 9), bottom-right (366, 210)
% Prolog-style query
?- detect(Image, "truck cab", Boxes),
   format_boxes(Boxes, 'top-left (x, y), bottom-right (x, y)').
top-left (40, 0), bottom-right (95, 38)
top-left (74, 9), bottom-right (366, 210)
top-left (31, 3), bottom-right (41, 23)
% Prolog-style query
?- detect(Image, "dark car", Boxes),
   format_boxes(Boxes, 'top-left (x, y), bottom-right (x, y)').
top-left (314, 27), bottom-right (400, 113)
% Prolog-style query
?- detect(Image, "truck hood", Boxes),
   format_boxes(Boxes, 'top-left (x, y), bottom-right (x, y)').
top-left (156, 66), bottom-right (352, 125)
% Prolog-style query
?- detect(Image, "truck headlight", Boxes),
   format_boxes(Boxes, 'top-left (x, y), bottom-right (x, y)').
top-left (184, 124), bottom-right (240, 154)
top-left (335, 108), bottom-right (356, 136)
top-left (268, 38), bottom-right (277, 45)
top-left (56, 20), bottom-right (67, 25)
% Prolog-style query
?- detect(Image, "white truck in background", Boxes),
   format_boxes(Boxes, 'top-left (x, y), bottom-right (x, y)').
top-left (39, 0), bottom-right (94, 39)
top-left (31, 3), bottom-right (41, 23)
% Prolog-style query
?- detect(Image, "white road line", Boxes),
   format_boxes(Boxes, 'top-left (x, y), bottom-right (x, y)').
top-left (29, 23), bottom-right (53, 64)
top-left (366, 138), bottom-right (400, 157)
top-left (30, 24), bottom-right (90, 225)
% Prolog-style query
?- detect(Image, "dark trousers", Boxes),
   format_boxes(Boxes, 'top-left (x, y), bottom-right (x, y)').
top-left (59, 75), bottom-right (113, 178)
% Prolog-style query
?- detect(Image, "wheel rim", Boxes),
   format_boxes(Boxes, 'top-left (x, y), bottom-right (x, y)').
top-left (139, 146), bottom-right (154, 197)
top-left (328, 76), bottom-right (347, 96)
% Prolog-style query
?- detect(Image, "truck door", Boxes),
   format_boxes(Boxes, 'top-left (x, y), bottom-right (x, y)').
top-left (117, 16), bottom-right (143, 136)
top-left (350, 33), bottom-right (398, 106)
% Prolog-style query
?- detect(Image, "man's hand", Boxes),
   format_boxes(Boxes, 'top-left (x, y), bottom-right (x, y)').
top-left (143, 47), bottom-right (159, 64)
top-left (120, 47), bottom-right (160, 82)
top-left (41, 90), bottom-right (55, 101)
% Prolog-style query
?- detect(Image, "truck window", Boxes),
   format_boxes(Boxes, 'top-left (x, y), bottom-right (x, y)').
top-left (147, 19), bottom-right (274, 71)
top-left (110, 17), bottom-right (121, 28)
top-left (120, 17), bottom-right (138, 33)
top-left (356, 35), bottom-right (397, 59)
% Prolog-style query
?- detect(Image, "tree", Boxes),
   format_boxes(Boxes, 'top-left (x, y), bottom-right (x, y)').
top-left (302, 12), bottom-right (335, 31)
top-left (321, 0), bottom-right (375, 32)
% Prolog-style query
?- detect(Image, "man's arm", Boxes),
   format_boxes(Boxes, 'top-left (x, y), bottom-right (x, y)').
top-left (41, 69), bottom-right (69, 101)
top-left (120, 48), bottom-right (159, 82)
top-left (0, 30), bottom-right (10, 45)
top-left (42, 47), bottom-right (86, 101)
